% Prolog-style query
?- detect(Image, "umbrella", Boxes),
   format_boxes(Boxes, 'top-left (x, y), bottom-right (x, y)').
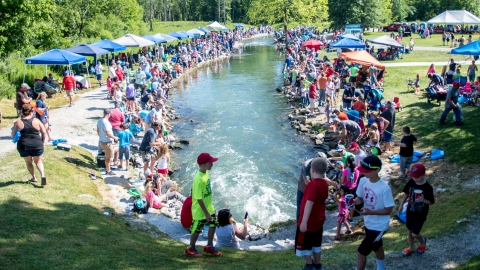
top-left (142, 35), bottom-right (166, 44)
top-left (113, 34), bottom-right (155, 47)
top-left (65, 44), bottom-right (109, 57)
top-left (301, 40), bottom-right (323, 51)
top-left (168, 31), bottom-right (189, 40)
top-left (90, 39), bottom-right (126, 52)
top-left (153, 33), bottom-right (177, 43)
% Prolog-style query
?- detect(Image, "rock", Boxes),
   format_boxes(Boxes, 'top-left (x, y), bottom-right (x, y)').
top-left (328, 141), bottom-right (338, 149)
top-left (299, 117), bottom-right (306, 125)
top-left (299, 124), bottom-right (309, 132)
top-left (294, 125), bottom-right (300, 130)
top-left (276, 87), bottom-right (282, 92)
top-left (456, 218), bottom-right (468, 224)
top-left (168, 115), bottom-right (175, 120)
top-left (309, 134), bottom-right (317, 140)
top-left (315, 133), bottom-right (325, 140)
top-left (190, 119), bottom-right (194, 122)
top-left (436, 188), bottom-right (446, 193)
top-left (288, 114), bottom-right (294, 120)
top-left (169, 143), bottom-right (184, 150)
top-left (179, 139), bottom-right (190, 145)
top-left (320, 144), bottom-right (330, 151)
top-left (160, 208), bottom-right (176, 219)
top-left (175, 115), bottom-right (181, 119)
top-left (170, 110), bottom-right (176, 113)
top-left (315, 139), bottom-right (324, 145)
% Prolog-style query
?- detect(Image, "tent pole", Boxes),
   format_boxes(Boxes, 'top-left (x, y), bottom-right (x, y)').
top-left (86, 60), bottom-right (91, 89)
top-left (45, 65), bottom-right (48, 76)
top-left (23, 63), bottom-right (26, 83)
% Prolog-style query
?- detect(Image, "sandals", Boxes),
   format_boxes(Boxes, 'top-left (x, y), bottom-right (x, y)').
top-left (401, 248), bottom-right (412, 257)
top-left (417, 237), bottom-right (427, 255)
top-left (29, 178), bottom-right (38, 183)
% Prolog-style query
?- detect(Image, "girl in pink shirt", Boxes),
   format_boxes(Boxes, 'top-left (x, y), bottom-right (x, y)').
top-left (330, 185), bottom-right (352, 240)
top-left (427, 64), bottom-right (435, 77)
top-left (106, 76), bottom-right (113, 98)
top-left (145, 181), bottom-right (166, 209)
top-left (341, 155), bottom-right (360, 222)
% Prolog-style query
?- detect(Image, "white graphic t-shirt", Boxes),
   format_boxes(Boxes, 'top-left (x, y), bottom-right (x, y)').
top-left (356, 177), bottom-right (395, 231)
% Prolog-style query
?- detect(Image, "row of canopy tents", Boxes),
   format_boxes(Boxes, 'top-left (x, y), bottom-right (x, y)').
top-left (23, 21), bottom-right (230, 82)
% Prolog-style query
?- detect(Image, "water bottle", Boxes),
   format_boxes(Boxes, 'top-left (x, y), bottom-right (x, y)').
top-left (12, 131), bottom-right (21, 143)
top-left (202, 225), bottom-right (209, 239)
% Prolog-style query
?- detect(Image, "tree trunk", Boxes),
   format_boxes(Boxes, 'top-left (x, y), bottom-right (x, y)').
top-left (163, 0), bottom-right (167, 21)
top-left (150, 0), bottom-right (153, 31)
top-left (284, 6), bottom-right (288, 53)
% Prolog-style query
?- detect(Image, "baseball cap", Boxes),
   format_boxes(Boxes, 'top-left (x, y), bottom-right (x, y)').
top-left (64, 70), bottom-right (70, 75)
top-left (336, 145), bottom-right (346, 152)
top-left (21, 83), bottom-right (30, 89)
top-left (349, 142), bottom-right (359, 151)
top-left (103, 108), bottom-right (111, 115)
top-left (197, 153), bottom-right (219, 165)
top-left (453, 82), bottom-right (460, 88)
top-left (358, 155), bottom-right (382, 174)
top-left (408, 164), bottom-right (426, 178)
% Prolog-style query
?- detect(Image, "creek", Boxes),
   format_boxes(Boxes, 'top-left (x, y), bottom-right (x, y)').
top-left (171, 37), bottom-right (314, 226)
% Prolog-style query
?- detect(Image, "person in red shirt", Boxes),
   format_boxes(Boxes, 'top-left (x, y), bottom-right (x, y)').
top-left (115, 65), bottom-right (124, 82)
top-left (353, 97), bottom-right (367, 112)
top-left (108, 103), bottom-right (125, 135)
top-left (324, 63), bottom-right (334, 78)
top-left (309, 78), bottom-right (318, 117)
top-left (62, 70), bottom-right (76, 107)
top-left (317, 73), bottom-right (327, 107)
top-left (295, 157), bottom-right (329, 270)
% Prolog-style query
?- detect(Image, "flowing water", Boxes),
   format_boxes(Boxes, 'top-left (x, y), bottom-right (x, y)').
top-left (171, 37), bottom-right (314, 226)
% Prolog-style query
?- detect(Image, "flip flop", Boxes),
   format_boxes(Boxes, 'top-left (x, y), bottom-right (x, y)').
top-left (401, 248), bottom-right (412, 257)
top-left (417, 237), bottom-right (427, 255)
top-left (29, 178), bottom-right (38, 183)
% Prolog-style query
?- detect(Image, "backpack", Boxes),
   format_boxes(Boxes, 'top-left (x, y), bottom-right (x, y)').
top-left (132, 199), bottom-right (150, 214)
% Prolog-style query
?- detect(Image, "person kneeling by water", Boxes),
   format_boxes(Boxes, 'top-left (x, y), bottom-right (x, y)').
top-left (215, 209), bottom-right (248, 249)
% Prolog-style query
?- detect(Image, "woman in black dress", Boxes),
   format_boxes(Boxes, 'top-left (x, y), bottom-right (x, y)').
top-left (11, 103), bottom-right (47, 185)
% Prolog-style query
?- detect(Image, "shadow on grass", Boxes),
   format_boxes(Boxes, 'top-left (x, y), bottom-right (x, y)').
top-left (0, 180), bottom-right (29, 188)
top-left (394, 101), bottom-right (480, 164)
top-left (64, 156), bottom-right (96, 170)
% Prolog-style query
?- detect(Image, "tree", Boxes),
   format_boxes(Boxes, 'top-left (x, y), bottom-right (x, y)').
top-left (391, 0), bottom-right (415, 22)
top-left (329, 0), bottom-right (391, 29)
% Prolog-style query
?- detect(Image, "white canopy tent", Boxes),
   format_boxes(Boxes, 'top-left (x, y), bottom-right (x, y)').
top-left (113, 34), bottom-right (155, 47)
top-left (428, 10), bottom-right (480, 24)
top-left (206, 21), bottom-right (227, 31)
top-left (186, 29), bottom-right (205, 38)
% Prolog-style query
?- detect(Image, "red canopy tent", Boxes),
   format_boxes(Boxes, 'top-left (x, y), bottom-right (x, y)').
top-left (339, 50), bottom-right (386, 70)
top-left (301, 40), bottom-right (323, 51)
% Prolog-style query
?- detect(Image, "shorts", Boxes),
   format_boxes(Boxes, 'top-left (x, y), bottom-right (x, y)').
top-left (337, 214), bottom-right (347, 223)
top-left (18, 148), bottom-right (44, 158)
top-left (140, 150), bottom-right (154, 163)
top-left (309, 98), bottom-right (316, 109)
top-left (100, 142), bottom-right (115, 160)
top-left (66, 90), bottom-right (74, 96)
top-left (295, 226), bottom-right (323, 256)
top-left (406, 212), bottom-right (425, 235)
top-left (442, 38), bottom-right (446, 42)
top-left (350, 130), bottom-right (361, 142)
top-left (357, 227), bottom-right (385, 256)
top-left (96, 74), bottom-right (102, 80)
top-left (190, 213), bottom-right (218, 234)
top-left (400, 156), bottom-right (413, 172)
top-left (119, 146), bottom-right (130, 161)
top-left (383, 132), bottom-right (392, 142)
top-left (157, 168), bottom-right (169, 175)
top-left (127, 97), bottom-right (135, 101)
top-left (349, 77), bottom-right (357, 83)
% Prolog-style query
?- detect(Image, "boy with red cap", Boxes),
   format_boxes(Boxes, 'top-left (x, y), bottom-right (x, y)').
top-left (354, 155), bottom-right (395, 270)
top-left (185, 153), bottom-right (221, 257)
top-left (398, 164), bottom-right (435, 257)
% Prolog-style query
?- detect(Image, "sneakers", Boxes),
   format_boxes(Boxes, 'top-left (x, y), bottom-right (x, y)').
top-left (184, 247), bottom-right (202, 258)
top-left (41, 177), bottom-right (47, 186)
top-left (106, 171), bottom-right (115, 175)
top-left (302, 264), bottom-right (315, 270)
top-left (203, 245), bottom-right (222, 256)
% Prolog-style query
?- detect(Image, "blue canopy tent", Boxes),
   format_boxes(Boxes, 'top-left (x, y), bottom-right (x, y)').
top-left (330, 38), bottom-right (366, 49)
top-left (65, 44), bottom-right (109, 71)
top-left (90, 39), bottom-right (126, 66)
top-left (451, 40), bottom-right (480, 55)
top-left (24, 49), bottom-right (87, 85)
top-left (198, 28), bottom-right (211, 34)
top-left (179, 31), bottom-right (195, 38)
top-left (233, 23), bottom-right (245, 28)
top-left (168, 31), bottom-right (189, 40)
top-left (142, 35), bottom-right (167, 44)
top-left (338, 33), bottom-right (361, 41)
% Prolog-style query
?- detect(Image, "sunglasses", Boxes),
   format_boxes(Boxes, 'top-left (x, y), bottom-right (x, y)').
top-left (361, 160), bottom-right (380, 170)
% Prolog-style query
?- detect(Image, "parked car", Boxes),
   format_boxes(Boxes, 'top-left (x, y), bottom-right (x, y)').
top-left (382, 23), bottom-right (403, 32)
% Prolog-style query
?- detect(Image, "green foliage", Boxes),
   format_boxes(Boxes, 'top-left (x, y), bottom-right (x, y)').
top-left (391, 0), bottom-right (415, 22)
top-left (328, 0), bottom-right (391, 29)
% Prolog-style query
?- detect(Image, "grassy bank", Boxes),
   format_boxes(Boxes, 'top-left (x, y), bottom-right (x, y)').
top-left (0, 144), bottom-right (478, 269)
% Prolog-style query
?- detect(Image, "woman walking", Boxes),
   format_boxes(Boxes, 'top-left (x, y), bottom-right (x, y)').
top-left (11, 104), bottom-right (47, 185)
top-left (35, 92), bottom-right (53, 141)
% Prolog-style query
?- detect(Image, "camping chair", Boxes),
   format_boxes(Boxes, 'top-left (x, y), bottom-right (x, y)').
top-left (460, 76), bottom-right (468, 86)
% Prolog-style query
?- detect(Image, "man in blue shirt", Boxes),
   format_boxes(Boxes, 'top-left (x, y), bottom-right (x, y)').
top-left (439, 82), bottom-right (463, 126)
top-left (342, 86), bottom-right (356, 111)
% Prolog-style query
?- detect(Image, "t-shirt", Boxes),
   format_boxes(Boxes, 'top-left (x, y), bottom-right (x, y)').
top-left (191, 170), bottom-right (215, 220)
top-left (309, 83), bottom-right (317, 99)
top-left (146, 190), bottom-right (162, 208)
top-left (374, 117), bottom-right (386, 135)
top-left (108, 108), bottom-right (124, 130)
top-left (380, 107), bottom-right (395, 133)
top-left (347, 110), bottom-right (360, 122)
top-left (338, 112), bottom-right (349, 121)
top-left (126, 85), bottom-right (136, 98)
top-left (342, 89), bottom-right (354, 106)
top-left (445, 88), bottom-right (460, 108)
top-left (97, 118), bottom-right (113, 143)
top-left (356, 177), bottom-right (395, 231)
top-left (16, 91), bottom-right (29, 110)
top-left (298, 159), bottom-right (313, 193)
top-left (35, 100), bottom-right (47, 121)
top-left (339, 120), bottom-right (361, 134)
top-left (349, 66), bottom-right (358, 77)
top-left (399, 134), bottom-right (417, 157)
top-left (297, 178), bottom-right (328, 231)
top-left (342, 152), bottom-right (355, 165)
top-left (117, 130), bottom-right (134, 147)
top-left (318, 77), bottom-right (327, 90)
top-left (354, 150), bottom-right (366, 167)
top-left (62, 76), bottom-right (75, 90)
top-left (139, 128), bottom-right (157, 152)
top-left (147, 108), bottom-right (163, 124)
top-left (369, 66), bottom-right (378, 77)
top-left (342, 167), bottom-right (359, 189)
top-left (352, 101), bottom-right (366, 112)
top-left (402, 179), bottom-right (435, 222)
top-left (337, 196), bottom-right (349, 216)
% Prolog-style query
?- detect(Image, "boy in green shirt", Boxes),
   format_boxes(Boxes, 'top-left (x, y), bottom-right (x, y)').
top-left (185, 153), bottom-right (221, 257)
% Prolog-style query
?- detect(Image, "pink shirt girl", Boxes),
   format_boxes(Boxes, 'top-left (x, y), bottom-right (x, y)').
top-left (145, 190), bottom-right (162, 209)
top-left (342, 167), bottom-right (360, 190)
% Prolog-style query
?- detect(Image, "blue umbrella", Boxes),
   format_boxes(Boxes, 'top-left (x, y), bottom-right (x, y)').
top-left (168, 31), bottom-right (189, 40)
top-left (90, 39), bottom-right (126, 52)
top-left (142, 35), bottom-right (167, 44)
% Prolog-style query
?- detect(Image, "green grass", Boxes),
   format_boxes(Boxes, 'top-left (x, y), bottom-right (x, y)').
top-left (364, 30), bottom-right (452, 47)
top-left (456, 254), bottom-right (480, 269)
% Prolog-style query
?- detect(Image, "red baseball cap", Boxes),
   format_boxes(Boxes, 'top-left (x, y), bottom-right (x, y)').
top-left (357, 155), bottom-right (382, 174)
top-left (197, 153), bottom-right (219, 165)
top-left (349, 142), bottom-right (359, 151)
top-left (407, 164), bottom-right (426, 178)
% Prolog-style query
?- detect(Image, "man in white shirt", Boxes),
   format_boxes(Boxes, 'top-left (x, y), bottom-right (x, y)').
top-left (109, 62), bottom-right (117, 79)
top-left (349, 142), bottom-right (366, 168)
top-left (354, 156), bottom-right (395, 270)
